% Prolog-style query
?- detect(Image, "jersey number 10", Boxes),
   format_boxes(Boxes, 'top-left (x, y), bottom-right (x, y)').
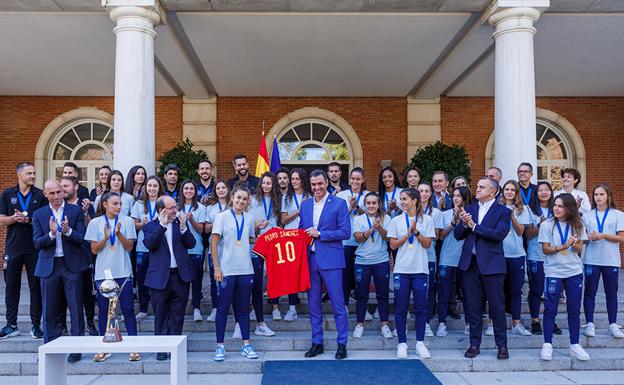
top-left (274, 241), bottom-right (297, 264)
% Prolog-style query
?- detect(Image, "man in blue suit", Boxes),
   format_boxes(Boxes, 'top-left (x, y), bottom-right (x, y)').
top-left (454, 177), bottom-right (511, 360)
top-left (32, 180), bottom-right (89, 363)
top-left (142, 195), bottom-right (196, 361)
top-left (299, 170), bottom-right (351, 359)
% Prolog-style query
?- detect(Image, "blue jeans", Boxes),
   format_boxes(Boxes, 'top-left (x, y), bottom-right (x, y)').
top-left (394, 273), bottom-right (428, 343)
top-left (543, 274), bottom-right (582, 344)
top-left (354, 262), bottom-right (390, 323)
top-left (95, 277), bottom-right (137, 336)
top-left (584, 264), bottom-right (619, 324)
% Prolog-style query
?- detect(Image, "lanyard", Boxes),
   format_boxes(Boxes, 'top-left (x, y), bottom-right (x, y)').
top-left (52, 206), bottom-right (64, 232)
top-left (385, 187), bottom-right (396, 211)
top-left (404, 213), bottom-right (414, 246)
top-left (541, 206), bottom-right (553, 218)
top-left (104, 215), bottom-right (119, 247)
top-left (183, 204), bottom-right (192, 213)
top-left (293, 193), bottom-right (303, 210)
top-left (147, 200), bottom-right (157, 221)
top-left (556, 221), bottom-right (570, 246)
top-left (520, 187), bottom-right (533, 205)
top-left (366, 215), bottom-right (376, 242)
top-left (350, 189), bottom-right (362, 215)
top-left (595, 208), bottom-right (610, 233)
top-left (167, 190), bottom-right (178, 200)
top-left (217, 201), bottom-right (224, 212)
top-left (424, 205), bottom-right (431, 215)
top-left (230, 209), bottom-right (244, 246)
top-left (263, 196), bottom-right (272, 220)
top-left (17, 190), bottom-right (32, 213)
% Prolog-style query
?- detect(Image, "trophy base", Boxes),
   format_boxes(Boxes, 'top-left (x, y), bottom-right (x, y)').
top-left (102, 328), bottom-right (123, 343)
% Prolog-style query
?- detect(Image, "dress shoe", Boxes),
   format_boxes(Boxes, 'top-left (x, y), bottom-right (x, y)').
top-left (156, 352), bottom-right (169, 361)
top-left (67, 353), bottom-right (82, 363)
top-left (304, 344), bottom-right (324, 358)
top-left (448, 305), bottom-right (461, 320)
top-left (464, 345), bottom-right (480, 358)
top-left (335, 343), bottom-right (347, 360)
top-left (497, 346), bottom-right (509, 360)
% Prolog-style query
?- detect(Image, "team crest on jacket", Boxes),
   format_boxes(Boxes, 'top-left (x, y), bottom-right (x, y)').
top-left (10, 197), bottom-right (16, 205)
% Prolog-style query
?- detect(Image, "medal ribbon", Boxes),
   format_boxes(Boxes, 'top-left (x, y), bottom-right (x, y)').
top-left (595, 208), bottom-right (610, 233)
top-left (230, 209), bottom-right (244, 244)
top-left (385, 187), bottom-right (396, 211)
top-left (17, 191), bottom-right (32, 213)
top-left (556, 221), bottom-right (570, 250)
top-left (105, 215), bottom-right (118, 247)
top-left (294, 193), bottom-right (301, 210)
top-left (351, 189), bottom-right (362, 216)
top-left (520, 187), bottom-right (533, 205)
top-left (263, 196), bottom-right (272, 221)
top-left (147, 200), bottom-right (157, 221)
top-left (404, 213), bottom-right (415, 246)
top-left (366, 215), bottom-right (376, 242)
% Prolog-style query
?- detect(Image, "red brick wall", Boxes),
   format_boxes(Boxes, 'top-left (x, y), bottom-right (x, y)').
top-left (441, 96), bottom-right (624, 205)
top-left (216, 97), bottom-right (407, 187)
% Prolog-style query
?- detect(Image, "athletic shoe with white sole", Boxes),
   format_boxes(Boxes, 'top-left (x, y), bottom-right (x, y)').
top-left (206, 308), bottom-right (217, 322)
top-left (193, 308), bottom-right (202, 322)
top-left (232, 323), bottom-right (242, 339)
top-left (364, 311), bottom-right (373, 321)
top-left (485, 324), bottom-right (494, 336)
top-left (540, 343), bottom-right (553, 361)
top-left (569, 344), bottom-right (590, 361)
top-left (512, 324), bottom-right (532, 336)
top-left (241, 344), bottom-right (259, 359)
top-left (436, 323), bottom-right (447, 337)
top-left (214, 345), bottom-right (225, 362)
top-left (0, 325), bottom-right (19, 340)
top-left (396, 343), bottom-right (408, 359)
top-left (425, 323), bottom-right (433, 337)
top-left (353, 324), bottom-right (364, 338)
top-left (415, 341), bottom-right (431, 359)
top-left (583, 322), bottom-right (596, 337)
top-left (381, 325), bottom-right (393, 339)
top-left (272, 308), bottom-right (282, 321)
top-left (284, 308), bottom-right (298, 322)
top-left (255, 324), bottom-right (276, 337)
top-left (135, 312), bottom-right (148, 322)
top-left (249, 310), bottom-right (256, 321)
top-left (609, 323), bottom-right (624, 338)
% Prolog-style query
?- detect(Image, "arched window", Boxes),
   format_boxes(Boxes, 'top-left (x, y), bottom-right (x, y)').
top-left (48, 120), bottom-right (114, 190)
top-left (277, 120), bottom-right (352, 176)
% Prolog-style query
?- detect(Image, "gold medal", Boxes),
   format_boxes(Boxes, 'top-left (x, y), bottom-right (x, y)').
top-left (561, 248), bottom-right (567, 255)
top-left (22, 211), bottom-right (28, 217)
top-left (408, 243), bottom-right (414, 249)
top-left (236, 240), bottom-right (241, 247)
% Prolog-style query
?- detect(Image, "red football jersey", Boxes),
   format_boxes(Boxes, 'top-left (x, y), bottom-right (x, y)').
top-left (253, 227), bottom-right (313, 298)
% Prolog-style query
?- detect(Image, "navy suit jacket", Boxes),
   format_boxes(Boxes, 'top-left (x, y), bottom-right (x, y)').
top-left (32, 203), bottom-right (89, 278)
top-left (454, 200), bottom-right (511, 275)
top-left (142, 218), bottom-right (196, 290)
top-left (432, 192), bottom-right (453, 211)
top-left (299, 193), bottom-right (351, 270)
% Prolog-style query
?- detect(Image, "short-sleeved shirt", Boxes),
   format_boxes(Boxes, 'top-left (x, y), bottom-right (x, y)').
top-left (130, 200), bottom-right (158, 253)
top-left (538, 219), bottom-right (588, 278)
top-left (206, 202), bottom-right (227, 224)
top-left (387, 213), bottom-right (435, 274)
top-left (439, 209), bottom-right (464, 267)
top-left (503, 205), bottom-right (531, 258)
top-left (582, 208), bottom-right (624, 267)
top-left (423, 206), bottom-right (443, 263)
top-left (554, 189), bottom-right (591, 215)
top-left (249, 196), bottom-right (279, 237)
top-left (212, 209), bottom-right (255, 276)
top-left (353, 213), bottom-right (391, 265)
top-left (253, 227), bottom-right (313, 298)
top-left (181, 203), bottom-right (207, 256)
top-left (382, 187), bottom-right (403, 218)
top-left (84, 215), bottom-right (136, 281)
top-left (0, 185), bottom-right (47, 254)
top-left (527, 208), bottom-right (550, 262)
top-left (336, 189), bottom-right (368, 246)
top-left (94, 192), bottom-right (134, 217)
top-left (281, 193), bottom-right (309, 230)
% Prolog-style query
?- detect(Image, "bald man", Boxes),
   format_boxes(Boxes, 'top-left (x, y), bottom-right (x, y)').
top-left (142, 195), bottom-right (196, 361)
top-left (32, 180), bottom-right (89, 362)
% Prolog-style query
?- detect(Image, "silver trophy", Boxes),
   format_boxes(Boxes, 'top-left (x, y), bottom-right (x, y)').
top-left (100, 269), bottom-right (129, 343)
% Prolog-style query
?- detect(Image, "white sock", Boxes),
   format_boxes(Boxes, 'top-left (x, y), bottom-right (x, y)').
top-left (289, 305), bottom-right (296, 311)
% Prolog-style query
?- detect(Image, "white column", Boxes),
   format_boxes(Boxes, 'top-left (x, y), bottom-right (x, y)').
top-left (105, 2), bottom-right (161, 176)
top-left (489, 3), bottom-right (546, 183)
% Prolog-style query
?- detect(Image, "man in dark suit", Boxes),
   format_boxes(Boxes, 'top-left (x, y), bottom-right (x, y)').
top-left (454, 178), bottom-right (511, 360)
top-left (299, 170), bottom-right (351, 359)
top-left (32, 180), bottom-right (89, 363)
top-left (142, 195), bottom-right (196, 361)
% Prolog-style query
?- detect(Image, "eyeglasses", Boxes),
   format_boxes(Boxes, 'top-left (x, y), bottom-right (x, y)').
top-left (517, 170), bottom-right (531, 174)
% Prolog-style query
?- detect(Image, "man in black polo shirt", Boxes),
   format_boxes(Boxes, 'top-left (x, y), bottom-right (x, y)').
top-left (0, 162), bottom-right (47, 339)
top-left (62, 162), bottom-right (90, 202)
top-left (227, 154), bottom-right (259, 192)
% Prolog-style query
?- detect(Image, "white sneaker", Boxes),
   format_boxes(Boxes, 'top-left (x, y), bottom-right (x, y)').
top-left (396, 343), bottom-right (408, 359)
top-left (464, 325), bottom-right (470, 335)
top-left (250, 310), bottom-right (257, 321)
top-left (609, 323), bottom-right (624, 338)
top-left (569, 344), bottom-right (590, 361)
top-left (512, 324), bottom-right (532, 336)
top-left (364, 311), bottom-right (373, 321)
top-left (373, 309), bottom-right (380, 319)
top-left (193, 308), bottom-right (202, 322)
top-left (436, 323), bottom-right (447, 337)
top-left (583, 322), bottom-right (596, 337)
top-left (284, 308), bottom-right (298, 322)
top-left (425, 323), bottom-right (433, 337)
top-left (254, 324), bottom-right (276, 337)
top-left (206, 308), bottom-right (217, 322)
top-left (485, 324), bottom-right (494, 336)
top-left (353, 324), bottom-right (364, 338)
top-left (135, 312), bottom-right (148, 322)
top-left (381, 325), bottom-right (393, 339)
top-left (232, 323), bottom-right (242, 339)
top-left (540, 343), bottom-right (553, 361)
top-left (415, 341), bottom-right (431, 359)
top-left (392, 326), bottom-right (408, 337)
top-left (272, 308), bottom-right (282, 321)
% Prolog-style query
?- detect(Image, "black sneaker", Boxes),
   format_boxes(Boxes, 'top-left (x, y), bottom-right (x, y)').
top-left (31, 324), bottom-right (44, 339)
top-left (59, 325), bottom-right (69, 337)
top-left (553, 323), bottom-right (563, 335)
top-left (0, 325), bottom-right (19, 340)
top-left (531, 321), bottom-right (543, 335)
top-left (448, 305), bottom-right (461, 320)
top-left (87, 324), bottom-right (98, 336)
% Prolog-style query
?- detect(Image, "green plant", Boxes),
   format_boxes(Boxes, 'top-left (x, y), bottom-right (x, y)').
top-left (404, 141), bottom-right (471, 185)
top-left (157, 137), bottom-right (209, 182)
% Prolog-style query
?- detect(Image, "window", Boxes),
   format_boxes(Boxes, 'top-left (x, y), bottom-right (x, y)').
top-left (535, 121), bottom-right (572, 191)
top-left (278, 121), bottom-right (351, 164)
top-left (49, 120), bottom-right (114, 190)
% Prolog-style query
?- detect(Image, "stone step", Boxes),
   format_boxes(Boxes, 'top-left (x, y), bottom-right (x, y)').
top-left (4, 348), bottom-right (624, 375)
top-left (3, 330), bottom-right (624, 354)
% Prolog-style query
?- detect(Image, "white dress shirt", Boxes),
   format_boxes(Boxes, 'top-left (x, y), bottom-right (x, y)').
top-left (471, 198), bottom-right (496, 254)
top-left (311, 192), bottom-right (329, 251)
top-left (161, 221), bottom-right (188, 268)
top-left (49, 203), bottom-right (71, 257)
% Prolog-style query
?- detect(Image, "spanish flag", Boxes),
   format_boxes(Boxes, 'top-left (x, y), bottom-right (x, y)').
top-left (255, 133), bottom-right (270, 177)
